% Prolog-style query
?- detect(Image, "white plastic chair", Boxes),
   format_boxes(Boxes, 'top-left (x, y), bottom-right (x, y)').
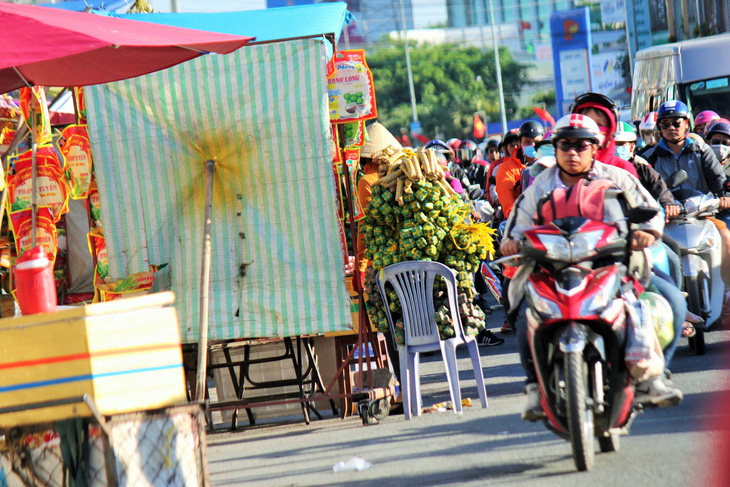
top-left (376, 261), bottom-right (488, 419)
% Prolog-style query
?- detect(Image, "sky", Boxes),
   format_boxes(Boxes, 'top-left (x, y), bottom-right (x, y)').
top-left (147, 0), bottom-right (444, 29)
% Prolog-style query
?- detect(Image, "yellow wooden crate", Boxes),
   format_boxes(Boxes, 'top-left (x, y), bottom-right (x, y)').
top-left (0, 291), bottom-right (187, 428)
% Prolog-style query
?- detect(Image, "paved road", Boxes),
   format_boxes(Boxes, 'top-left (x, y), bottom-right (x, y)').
top-left (206, 308), bottom-right (730, 487)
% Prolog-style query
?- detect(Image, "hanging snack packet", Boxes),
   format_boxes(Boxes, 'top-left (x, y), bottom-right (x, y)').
top-left (88, 228), bottom-right (109, 283)
top-left (13, 144), bottom-right (64, 173)
top-left (59, 124), bottom-right (94, 199)
top-left (9, 207), bottom-right (58, 264)
top-left (344, 148), bottom-right (365, 221)
top-left (88, 178), bottom-right (103, 232)
top-left (343, 121), bottom-right (366, 148)
top-left (19, 86), bottom-right (52, 145)
top-left (74, 87), bottom-right (87, 125)
top-left (96, 269), bottom-right (157, 302)
top-left (328, 50), bottom-right (378, 123)
top-left (8, 147), bottom-right (69, 220)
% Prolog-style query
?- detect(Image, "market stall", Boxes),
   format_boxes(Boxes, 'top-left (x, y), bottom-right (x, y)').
top-left (84, 2), bottom-right (389, 425)
top-left (0, 3), bottom-right (255, 484)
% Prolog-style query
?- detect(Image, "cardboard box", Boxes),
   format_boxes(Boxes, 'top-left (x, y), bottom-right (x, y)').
top-left (0, 291), bottom-right (186, 428)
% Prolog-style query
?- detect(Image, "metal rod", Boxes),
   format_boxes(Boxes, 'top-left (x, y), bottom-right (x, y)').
top-left (196, 159), bottom-right (216, 402)
top-left (31, 123), bottom-right (37, 248)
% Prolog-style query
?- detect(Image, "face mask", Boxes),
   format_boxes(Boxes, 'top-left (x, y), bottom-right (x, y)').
top-left (711, 144), bottom-right (730, 163)
top-left (615, 145), bottom-right (631, 161)
top-left (523, 145), bottom-right (538, 159)
top-left (537, 145), bottom-right (555, 158)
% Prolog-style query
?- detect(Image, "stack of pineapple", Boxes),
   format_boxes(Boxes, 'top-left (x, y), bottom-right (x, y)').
top-left (359, 146), bottom-right (495, 344)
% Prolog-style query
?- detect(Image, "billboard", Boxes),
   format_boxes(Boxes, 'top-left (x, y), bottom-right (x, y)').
top-left (550, 8), bottom-right (593, 117)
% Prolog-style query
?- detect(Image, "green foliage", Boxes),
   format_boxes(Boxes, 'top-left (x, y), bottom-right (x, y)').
top-left (517, 89), bottom-right (556, 118)
top-left (366, 40), bottom-right (530, 139)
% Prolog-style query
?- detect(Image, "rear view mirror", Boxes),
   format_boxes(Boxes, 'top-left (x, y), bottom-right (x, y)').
top-left (666, 170), bottom-right (688, 189)
top-left (627, 206), bottom-right (658, 224)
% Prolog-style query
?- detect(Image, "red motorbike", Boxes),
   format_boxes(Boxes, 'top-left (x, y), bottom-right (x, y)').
top-left (496, 209), bottom-right (656, 471)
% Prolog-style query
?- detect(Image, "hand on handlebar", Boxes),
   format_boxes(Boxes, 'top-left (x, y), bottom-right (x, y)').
top-left (501, 239), bottom-right (520, 256)
top-left (720, 196), bottom-right (730, 209)
top-left (664, 204), bottom-right (681, 220)
top-left (630, 230), bottom-right (656, 251)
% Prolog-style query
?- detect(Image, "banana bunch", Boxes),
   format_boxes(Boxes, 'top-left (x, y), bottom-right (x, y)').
top-left (359, 145), bottom-right (496, 343)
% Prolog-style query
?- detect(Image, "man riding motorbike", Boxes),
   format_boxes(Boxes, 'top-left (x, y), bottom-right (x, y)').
top-left (643, 100), bottom-right (730, 284)
top-left (501, 113), bottom-right (683, 420)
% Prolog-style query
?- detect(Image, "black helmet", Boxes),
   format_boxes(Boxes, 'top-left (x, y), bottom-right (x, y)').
top-left (486, 138), bottom-right (500, 149)
top-left (499, 132), bottom-right (520, 152)
top-left (706, 122), bottom-right (730, 140)
top-left (571, 92), bottom-right (619, 123)
top-left (519, 120), bottom-right (544, 139)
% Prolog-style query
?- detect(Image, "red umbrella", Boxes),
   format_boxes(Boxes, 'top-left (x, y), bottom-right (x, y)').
top-left (0, 2), bottom-right (254, 94)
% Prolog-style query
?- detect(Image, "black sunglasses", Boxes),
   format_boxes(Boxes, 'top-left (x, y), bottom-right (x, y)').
top-left (555, 140), bottom-right (593, 153)
top-left (711, 138), bottom-right (730, 146)
top-left (659, 119), bottom-right (685, 129)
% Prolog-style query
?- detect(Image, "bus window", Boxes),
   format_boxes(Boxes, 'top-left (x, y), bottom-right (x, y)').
top-left (684, 76), bottom-right (730, 118)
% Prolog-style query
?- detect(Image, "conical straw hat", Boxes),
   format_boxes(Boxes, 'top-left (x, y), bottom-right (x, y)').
top-left (360, 122), bottom-right (402, 158)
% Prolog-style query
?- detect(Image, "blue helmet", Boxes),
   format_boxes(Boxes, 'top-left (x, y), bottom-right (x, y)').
top-left (657, 100), bottom-right (689, 121)
top-left (424, 139), bottom-right (453, 153)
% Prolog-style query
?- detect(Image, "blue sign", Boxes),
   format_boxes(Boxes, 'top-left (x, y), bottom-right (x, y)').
top-left (550, 8), bottom-right (593, 117)
top-left (410, 120), bottom-right (422, 134)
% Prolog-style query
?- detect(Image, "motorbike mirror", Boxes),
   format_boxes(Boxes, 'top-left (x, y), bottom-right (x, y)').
top-left (665, 170), bottom-right (688, 189)
top-left (626, 206), bottom-right (659, 224)
top-left (468, 185), bottom-right (483, 200)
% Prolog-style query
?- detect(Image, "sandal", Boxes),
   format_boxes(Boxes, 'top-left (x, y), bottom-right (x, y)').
top-left (682, 322), bottom-right (696, 338)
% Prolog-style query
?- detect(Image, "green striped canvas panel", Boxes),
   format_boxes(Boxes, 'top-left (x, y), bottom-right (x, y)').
top-left (84, 39), bottom-right (352, 342)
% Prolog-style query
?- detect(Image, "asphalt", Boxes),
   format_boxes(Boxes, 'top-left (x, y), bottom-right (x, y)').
top-left (204, 301), bottom-right (730, 487)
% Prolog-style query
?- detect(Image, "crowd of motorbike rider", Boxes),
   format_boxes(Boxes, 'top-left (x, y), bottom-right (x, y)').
top-left (425, 93), bottom-right (730, 420)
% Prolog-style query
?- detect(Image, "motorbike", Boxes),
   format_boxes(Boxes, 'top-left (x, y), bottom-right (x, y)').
top-left (494, 207), bottom-right (657, 471)
top-left (664, 170), bottom-right (724, 355)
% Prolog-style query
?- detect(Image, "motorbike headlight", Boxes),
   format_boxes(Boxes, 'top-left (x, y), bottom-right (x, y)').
top-left (525, 281), bottom-right (562, 318)
top-left (536, 233), bottom-right (571, 261)
top-left (570, 230), bottom-right (605, 261)
top-left (697, 235), bottom-right (716, 252)
top-left (579, 274), bottom-right (619, 315)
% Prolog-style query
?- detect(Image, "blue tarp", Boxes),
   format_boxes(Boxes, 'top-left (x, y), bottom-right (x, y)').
top-left (119, 2), bottom-right (352, 44)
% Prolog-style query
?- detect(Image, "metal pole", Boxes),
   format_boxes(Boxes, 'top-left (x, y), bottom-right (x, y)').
top-left (196, 159), bottom-right (216, 403)
top-left (487, 0), bottom-right (508, 134)
top-left (623, 0), bottom-right (634, 79)
top-left (397, 0), bottom-right (418, 122)
top-left (31, 115), bottom-right (37, 248)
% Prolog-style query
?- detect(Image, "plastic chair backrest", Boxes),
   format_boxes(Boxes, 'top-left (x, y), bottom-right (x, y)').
top-left (376, 261), bottom-right (466, 347)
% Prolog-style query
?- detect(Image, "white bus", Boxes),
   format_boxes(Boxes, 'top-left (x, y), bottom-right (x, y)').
top-left (631, 33), bottom-right (730, 121)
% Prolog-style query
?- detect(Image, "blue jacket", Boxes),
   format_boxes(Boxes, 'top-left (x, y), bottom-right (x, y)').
top-left (644, 138), bottom-right (726, 196)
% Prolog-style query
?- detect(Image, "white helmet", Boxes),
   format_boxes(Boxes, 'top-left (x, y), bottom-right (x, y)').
top-left (551, 113), bottom-right (603, 144)
top-left (639, 112), bottom-right (658, 131)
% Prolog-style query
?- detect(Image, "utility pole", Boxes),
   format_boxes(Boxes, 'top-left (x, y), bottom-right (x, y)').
top-left (486, 0), bottom-right (508, 134)
top-left (396, 0), bottom-right (418, 123)
top-left (622, 0), bottom-right (633, 79)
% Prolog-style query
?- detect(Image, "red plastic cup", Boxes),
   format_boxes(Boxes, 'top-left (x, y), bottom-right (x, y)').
top-left (14, 246), bottom-right (57, 315)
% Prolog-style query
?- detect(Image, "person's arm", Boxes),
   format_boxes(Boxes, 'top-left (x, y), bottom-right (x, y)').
top-left (496, 165), bottom-right (520, 218)
top-left (699, 145), bottom-right (728, 196)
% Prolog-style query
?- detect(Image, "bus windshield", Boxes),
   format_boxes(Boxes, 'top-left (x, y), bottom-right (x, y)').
top-left (684, 76), bottom-right (730, 118)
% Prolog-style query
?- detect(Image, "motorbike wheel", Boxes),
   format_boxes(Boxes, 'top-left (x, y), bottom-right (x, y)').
top-left (598, 431), bottom-right (621, 453)
top-left (565, 351), bottom-right (595, 471)
top-left (686, 276), bottom-right (707, 356)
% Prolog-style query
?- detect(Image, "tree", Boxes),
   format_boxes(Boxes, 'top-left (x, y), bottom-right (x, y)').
top-left (517, 89), bottom-right (556, 119)
top-left (366, 40), bottom-right (530, 140)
